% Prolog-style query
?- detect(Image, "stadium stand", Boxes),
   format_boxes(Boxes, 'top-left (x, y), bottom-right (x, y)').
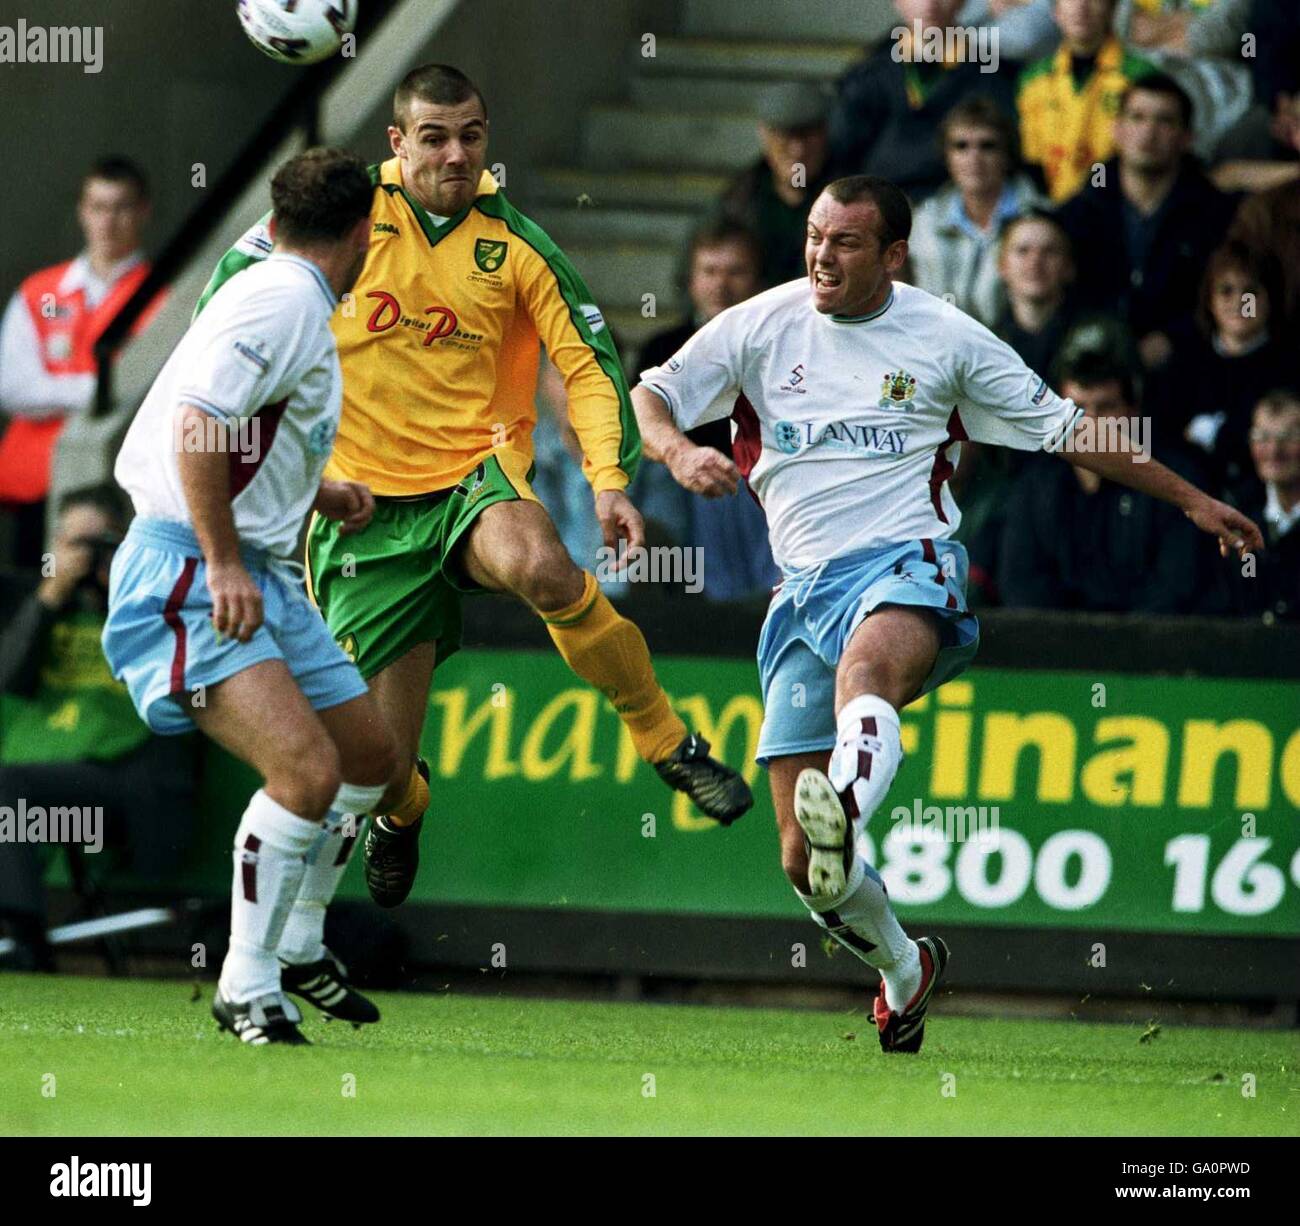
top-left (1, 0), bottom-right (1297, 1002)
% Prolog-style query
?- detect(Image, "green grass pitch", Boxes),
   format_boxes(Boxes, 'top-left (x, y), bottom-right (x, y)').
top-left (1, 974), bottom-right (1295, 1136)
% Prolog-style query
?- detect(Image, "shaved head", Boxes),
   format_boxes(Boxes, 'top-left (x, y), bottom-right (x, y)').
top-left (393, 63), bottom-right (486, 132)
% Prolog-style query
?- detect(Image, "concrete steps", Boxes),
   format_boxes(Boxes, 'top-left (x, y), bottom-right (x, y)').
top-left (530, 203), bottom-right (699, 250)
top-left (638, 35), bottom-right (861, 80)
top-left (630, 73), bottom-right (801, 113)
top-left (583, 102), bottom-right (760, 172)
top-left (525, 7), bottom-right (875, 363)
top-left (530, 166), bottom-right (731, 212)
top-left (680, 0), bottom-right (895, 43)
top-left (562, 241), bottom-right (680, 314)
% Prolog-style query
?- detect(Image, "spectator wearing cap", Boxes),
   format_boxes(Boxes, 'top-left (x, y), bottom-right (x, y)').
top-left (1055, 73), bottom-right (1237, 371)
top-left (906, 95), bottom-right (1046, 326)
top-left (1153, 241), bottom-right (1293, 489)
top-left (828, 0), bottom-right (1019, 201)
top-left (0, 157), bottom-right (162, 569)
top-left (1224, 390), bottom-right (1300, 621)
top-left (1017, 0), bottom-right (1157, 203)
top-left (716, 82), bottom-right (837, 288)
top-left (992, 212), bottom-right (1081, 375)
top-left (999, 351), bottom-right (1226, 613)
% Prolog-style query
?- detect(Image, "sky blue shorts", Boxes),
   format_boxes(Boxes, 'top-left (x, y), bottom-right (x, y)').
top-left (755, 538), bottom-right (980, 765)
top-left (102, 518), bottom-right (368, 736)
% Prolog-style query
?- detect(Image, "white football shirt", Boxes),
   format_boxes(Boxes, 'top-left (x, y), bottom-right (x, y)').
top-left (639, 279), bottom-right (1083, 569)
top-left (116, 253), bottom-right (342, 558)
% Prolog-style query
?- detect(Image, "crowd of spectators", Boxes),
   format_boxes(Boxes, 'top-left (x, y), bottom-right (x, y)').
top-left (1, 0), bottom-right (1296, 625)
top-left (532, 0), bottom-right (1297, 620)
top-left (0, 0), bottom-right (1293, 976)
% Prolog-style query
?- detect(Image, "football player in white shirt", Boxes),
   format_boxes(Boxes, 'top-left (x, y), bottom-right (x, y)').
top-left (103, 149), bottom-right (399, 1045)
top-left (633, 175), bottom-right (1262, 1053)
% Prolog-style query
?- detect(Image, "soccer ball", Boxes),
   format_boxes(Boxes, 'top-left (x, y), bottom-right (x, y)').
top-left (237, 0), bottom-right (357, 65)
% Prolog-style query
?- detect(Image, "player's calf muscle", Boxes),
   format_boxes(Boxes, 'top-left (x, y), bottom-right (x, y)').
top-left (367, 642), bottom-right (437, 765)
top-left (769, 753), bottom-right (826, 891)
top-left (780, 822), bottom-right (811, 894)
top-left (317, 693), bottom-right (397, 790)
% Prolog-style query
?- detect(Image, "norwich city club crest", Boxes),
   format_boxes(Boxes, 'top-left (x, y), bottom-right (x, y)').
top-left (474, 238), bottom-right (508, 273)
top-left (879, 369), bottom-right (918, 410)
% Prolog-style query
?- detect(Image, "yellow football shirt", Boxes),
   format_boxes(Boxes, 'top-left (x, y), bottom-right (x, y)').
top-left (198, 159), bottom-right (639, 497)
top-left (1017, 37), bottom-right (1156, 204)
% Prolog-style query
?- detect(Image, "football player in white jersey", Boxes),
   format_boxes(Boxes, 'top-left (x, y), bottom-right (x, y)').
top-left (632, 175), bottom-right (1262, 1053)
top-left (104, 149), bottom-right (400, 1045)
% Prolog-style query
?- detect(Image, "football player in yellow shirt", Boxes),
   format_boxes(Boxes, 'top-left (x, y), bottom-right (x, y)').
top-left (199, 65), bottom-right (752, 907)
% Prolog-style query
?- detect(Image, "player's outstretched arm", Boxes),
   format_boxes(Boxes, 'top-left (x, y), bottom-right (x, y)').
top-left (176, 403), bottom-right (264, 642)
top-left (1061, 418), bottom-right (1264, 559)
top-left (631, 385), bottom-right (739, 498)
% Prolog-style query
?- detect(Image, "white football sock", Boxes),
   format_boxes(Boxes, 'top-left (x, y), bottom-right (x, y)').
top-left (278, 781), bottom-right (385, 966)
top-left (218, 789), bottom-right (319, 1003)
top-left (827, 694), bottom-right (902, 828)
top-left (797, 855), bottom-right (921, 1014)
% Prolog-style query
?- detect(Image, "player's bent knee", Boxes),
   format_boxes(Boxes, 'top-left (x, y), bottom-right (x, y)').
top-left (304, 759), bottom-right (343, 819)
top-left (516, 547), bottom-right (583, 612)
top-left (839, 655), bottom-right (924, 711)
top-left (267, 737), bottom-right (342, 820)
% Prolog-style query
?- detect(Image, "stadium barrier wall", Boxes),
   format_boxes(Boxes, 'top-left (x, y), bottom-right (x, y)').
top-left (87, 606), bottom-right (1300, 1002)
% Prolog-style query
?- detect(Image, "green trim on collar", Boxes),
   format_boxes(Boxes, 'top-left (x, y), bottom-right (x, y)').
top-left (829, 286), bottom-right (895, 323)
top-left (380, 180), bottom-right (474, 248)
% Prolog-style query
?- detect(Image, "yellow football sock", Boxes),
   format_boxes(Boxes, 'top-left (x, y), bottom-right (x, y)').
top-left (540, 571), bottom-right (687, 764)
top-left (384, 763), bottom-right (429, 828)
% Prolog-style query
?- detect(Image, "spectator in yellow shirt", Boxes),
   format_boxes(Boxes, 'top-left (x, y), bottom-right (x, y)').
top-left (1017, 0), bottom-right (1156, 202)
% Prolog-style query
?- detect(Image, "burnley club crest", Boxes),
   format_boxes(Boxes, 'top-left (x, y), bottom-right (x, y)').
top-left (879, 369), bottom-right (918, 410)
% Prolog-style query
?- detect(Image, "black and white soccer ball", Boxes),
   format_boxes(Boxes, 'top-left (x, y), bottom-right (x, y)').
top-left (237, 0), bottom-right (357, 65)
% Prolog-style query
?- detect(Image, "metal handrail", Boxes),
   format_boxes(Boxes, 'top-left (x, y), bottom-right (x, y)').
top-left (91, 0), bottom-right (396, 419)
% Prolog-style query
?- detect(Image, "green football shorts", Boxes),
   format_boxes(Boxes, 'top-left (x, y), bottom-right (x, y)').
top-left (305, 455), bottom-right (535, 679)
